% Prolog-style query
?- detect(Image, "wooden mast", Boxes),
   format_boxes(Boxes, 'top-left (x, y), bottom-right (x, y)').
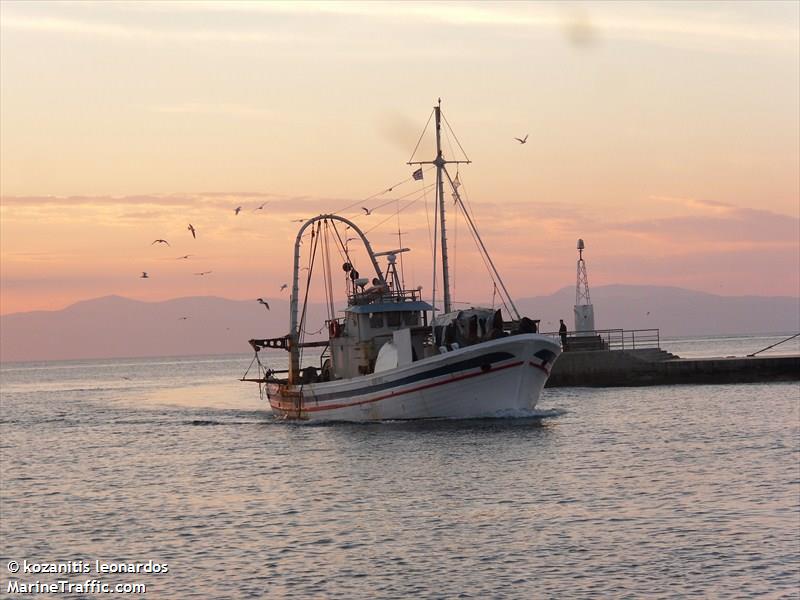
top-left (408, 99), bottom-right (470, 316)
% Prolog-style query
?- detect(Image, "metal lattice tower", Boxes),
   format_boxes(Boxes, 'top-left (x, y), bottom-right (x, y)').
top-left (575, 239), bottom-right (591, 306)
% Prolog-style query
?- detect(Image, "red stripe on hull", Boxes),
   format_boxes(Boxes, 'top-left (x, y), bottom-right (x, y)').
top-left (528, 361), bottom-right (551, 376)
top-left (269, 360), bottom-right (525, 414)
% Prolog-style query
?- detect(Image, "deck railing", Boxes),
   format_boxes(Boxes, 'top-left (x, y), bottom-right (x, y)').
top-left (540, 328), bottom-right (661, 352)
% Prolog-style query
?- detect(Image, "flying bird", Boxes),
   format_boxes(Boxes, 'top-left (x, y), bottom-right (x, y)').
top-left (514, 134), bottom-right (529, 144)
top-left (151, 239), bottom-right (170, 246)
top-left (256, 298), bottom-right (270, 310)
top-left (361, 207), bottom-right (372, 215)
top-left (194, 270), bottom-right (212, 276)
top-left (234, 206), bottom-right (242, 215)
top-left (176, 255), bottom-right (192, 260)
top-left (188, 224), bottom-right (196, 239)
top-left (254, 202), bottom-right (268, 211)
top-left (280, 283), bottom-right (288, 291)
top-left (291, 218), bottom-right (305, 223)
top-left (178, 316), bottom-right (190, 320)
top-left (140, 272), bottom-right (149, 278)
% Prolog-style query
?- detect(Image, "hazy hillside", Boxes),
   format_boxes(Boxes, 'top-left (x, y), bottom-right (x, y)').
top-left (1, 286), bottom-right (798, 362)
top-left (0, 295), bottom-right (302, 363)
top-left (516, 285), bottom-right (800, 337)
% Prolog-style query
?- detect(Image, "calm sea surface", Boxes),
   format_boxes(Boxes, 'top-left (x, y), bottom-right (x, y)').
top-left (1, 334), bottom-right (798, 598)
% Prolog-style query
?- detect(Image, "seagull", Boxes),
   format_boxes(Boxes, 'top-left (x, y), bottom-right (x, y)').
top-left (176, 255), bottom-right (192, 260)
top-left (291, 218), bottom-right (305, 223)
top-left (254, 202), bottom-right (268, 211)
top-left (234, 206), bottom-right (242, 215)
top-left (188, 224), bottom-right (196, 239)
top-left (194, 270), bottom-right (212, 276)
top-left (514, 134), bottom-right (529, 144)
top-left (140, 272), bottom-right (149, 278)
top-left (178, 316), bottom-right (190, 320)
top-left (361, 207), bottom-right (372, 215)
top-left (256, 298), bottom-right (270, 310)
top-left (151, 239), bottom-right (170, 246)
top-left (280, 283), bottom-right (288, 291)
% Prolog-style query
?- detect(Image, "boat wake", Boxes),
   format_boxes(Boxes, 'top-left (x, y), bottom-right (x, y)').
top-left (268, 406), bottom-right (567, 425)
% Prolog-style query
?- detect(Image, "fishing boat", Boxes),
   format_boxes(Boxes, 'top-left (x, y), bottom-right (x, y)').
top-left (244, 101), bottom-right (561, 421)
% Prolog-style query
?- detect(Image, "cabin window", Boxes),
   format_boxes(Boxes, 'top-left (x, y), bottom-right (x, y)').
top-left (403, 312), bottom-right (418, 326)
top-left (386, 312), bottom-right (402, 327)
top-left (369, 313), bottom-right (384, 328)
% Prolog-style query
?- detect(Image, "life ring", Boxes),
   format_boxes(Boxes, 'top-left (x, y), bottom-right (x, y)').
top-left (329, 321), bottom-right (342, 338)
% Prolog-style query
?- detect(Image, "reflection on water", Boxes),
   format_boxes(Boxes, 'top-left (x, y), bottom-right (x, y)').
top-left (1, 338), bottom-right (798, 598)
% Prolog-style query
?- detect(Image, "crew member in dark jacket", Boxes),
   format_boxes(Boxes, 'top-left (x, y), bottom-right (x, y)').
top-left (559, 319), bottom-right (568, 349)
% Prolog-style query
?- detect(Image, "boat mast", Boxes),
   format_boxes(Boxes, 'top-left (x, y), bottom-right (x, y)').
top-left (409, 99), bottom-right (470, 315)
top-left (434, 101), bottom-right (451, 314)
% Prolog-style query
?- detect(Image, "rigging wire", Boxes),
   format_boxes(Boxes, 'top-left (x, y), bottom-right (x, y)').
top-left (332, 173), bottom-right (420, 218)
top-left (396, 196), bottom-right (405, 286)
top-left (408, 108), bottom-right (435, 163)
top-left (431, 175), bottom-right (440, 323)
top-left (347, 171), bottom-right (435, 221)
top-left (329, 220), bottom-right (352, 265)
top-left (441, 111), bottom-right (471, 162)
top-left (363, 192), bottom-right (426, 237)
top-left (444, 168), bottom-right (519, 319)
top-left (442, 126), bottom-right (458, 303)
top-left (423, 175), bottom-right (434, 256)
top-left (452, 182), bottom-right (458, 304)
top-left (322, 220), bottom-right (335, 323)
top-left (297, 221), bottom-right (321, 373)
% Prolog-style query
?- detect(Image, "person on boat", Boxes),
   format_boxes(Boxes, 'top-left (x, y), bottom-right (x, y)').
top-left (559, 319), bottom-right (568, 349)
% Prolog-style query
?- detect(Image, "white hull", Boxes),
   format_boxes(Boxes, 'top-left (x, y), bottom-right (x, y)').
top-left (268, 334), bottom-right (561, 421)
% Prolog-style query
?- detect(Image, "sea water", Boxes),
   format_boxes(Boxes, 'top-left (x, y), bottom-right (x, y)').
top-left (1, 334), bottom-right (798, 598)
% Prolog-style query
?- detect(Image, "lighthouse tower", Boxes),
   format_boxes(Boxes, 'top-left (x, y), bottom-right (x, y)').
top-left (574, 239), bottom-right (596, 334)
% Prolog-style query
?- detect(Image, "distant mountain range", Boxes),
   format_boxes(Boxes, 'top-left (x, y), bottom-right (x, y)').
top-left (1, 286), bottom-right (798, 362)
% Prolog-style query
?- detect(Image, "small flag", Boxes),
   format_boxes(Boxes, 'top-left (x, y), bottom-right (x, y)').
top-left (412, 168), bottom-right (423, 181)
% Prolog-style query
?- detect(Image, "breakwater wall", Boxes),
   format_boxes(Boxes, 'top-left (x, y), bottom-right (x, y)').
top-left (546, 349), bottom-right (800, 387)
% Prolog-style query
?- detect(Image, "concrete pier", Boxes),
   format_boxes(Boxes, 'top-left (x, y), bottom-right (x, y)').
top-left (547, 348), bottom-right (800, 387)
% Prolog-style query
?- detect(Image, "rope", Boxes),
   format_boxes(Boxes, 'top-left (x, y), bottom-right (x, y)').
top-left (747, 332), bottom-right (800, 357)
top-left (301, 323), bottom-right (326, 335)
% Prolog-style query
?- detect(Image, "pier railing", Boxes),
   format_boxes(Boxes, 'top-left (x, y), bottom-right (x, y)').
top-left (541, 328), bottom-right (661, 352)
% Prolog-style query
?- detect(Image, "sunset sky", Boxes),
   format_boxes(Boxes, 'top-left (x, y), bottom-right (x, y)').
top-left (1, 1), bottom-right (798, 315)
